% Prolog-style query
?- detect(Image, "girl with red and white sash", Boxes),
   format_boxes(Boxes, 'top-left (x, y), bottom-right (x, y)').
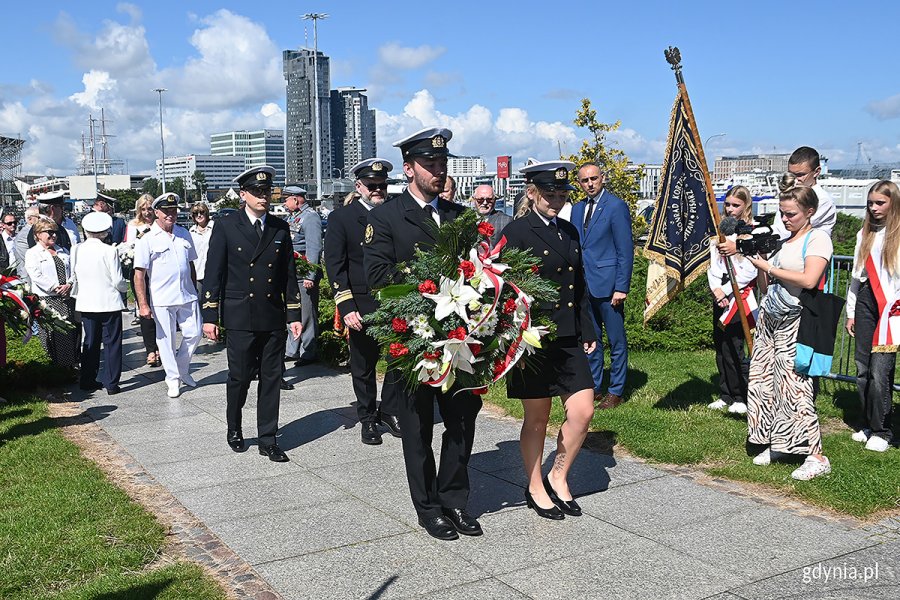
top-left (707, 186), bottom-right (758, 415)
top-left (845, 180), bottom-right (899, 453)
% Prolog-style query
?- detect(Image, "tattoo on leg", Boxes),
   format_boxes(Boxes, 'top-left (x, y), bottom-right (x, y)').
top-left (553, 452), bottom-right (567, 473)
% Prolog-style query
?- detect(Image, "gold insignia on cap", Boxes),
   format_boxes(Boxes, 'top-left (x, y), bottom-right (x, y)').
top-left (364, 224), bottom-right (374, 244)
top-left (256, 172), bottom-right (267, 181)
top-left (555, 168), bottom-right (567, 180)
top-left (432, 135), bottom-right (446, 148)
top-left (372, 162), bottom-right (383, 171)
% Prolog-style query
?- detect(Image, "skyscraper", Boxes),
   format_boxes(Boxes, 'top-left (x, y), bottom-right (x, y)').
top-left (330, 87), bottom-right (376, 176)
top-left (210, 129), bottom-right (286, 187)
top-left (283, 48), bottom-right (332, 189)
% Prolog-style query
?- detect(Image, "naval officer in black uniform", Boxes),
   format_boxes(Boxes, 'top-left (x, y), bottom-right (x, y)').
top-left (363, 127), bottom-right (483, 541)
top-left (500, 161), bottom-right (597, 520)
top-left (324, 158), bottom-right (402, 445)
top-left (201, 166), bottom-right (302, 462)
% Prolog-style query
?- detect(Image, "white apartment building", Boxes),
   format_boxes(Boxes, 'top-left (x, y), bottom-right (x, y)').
top-left (155, 155), bottom-right (247, 191)
top-left (210, 129), bottom-right (286, 186)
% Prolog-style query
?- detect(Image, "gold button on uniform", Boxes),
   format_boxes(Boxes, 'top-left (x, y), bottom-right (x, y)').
top-left (567, 302), bottom-right (573, 307)
top-left (267, 293), bottom-right (272, 298)
top-left (555, 303), bottom-right (560, 309)
top-left (250, 262), bottom-right (254, 267)
top-left (238, 247), bottom-right (242, 251)
top-left (268, 278), bottom-right (272, 283)
top-left (268, 263), bottom-right (273, 268)
top-left (249, 293), bottom-right (254, 298)
top-left (543, 250), bottom-right (549, 256)
top-left (568, 266), bottom-right (574, 271)
top-left (568, 284), bottom-right (574, 290)
top-left (557, 267), bottom-right (562, 272)
top-left (250, 277), bottom-right (254, 282)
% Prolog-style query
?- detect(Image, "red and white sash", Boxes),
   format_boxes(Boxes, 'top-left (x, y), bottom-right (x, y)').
top-left (719, 284), bottom-right (758, 329)
top-left (864, 236), bottom-right (900, 352)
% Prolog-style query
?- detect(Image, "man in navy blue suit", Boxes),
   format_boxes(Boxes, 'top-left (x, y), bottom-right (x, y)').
top-left (570, 162), bottom-right (633, 409)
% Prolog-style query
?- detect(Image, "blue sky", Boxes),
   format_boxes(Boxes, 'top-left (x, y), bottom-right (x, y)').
top-left (2, 0), bottom-right (899, 176)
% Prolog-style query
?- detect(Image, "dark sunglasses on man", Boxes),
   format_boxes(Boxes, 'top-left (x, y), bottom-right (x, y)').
top-left (362, 181), bottom-right (388, 191)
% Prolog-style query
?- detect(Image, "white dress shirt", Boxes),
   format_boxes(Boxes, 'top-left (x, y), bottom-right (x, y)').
top-left (71, 238), bottom-right (127, 312)
top-left (189, 220), bottom-right (215, 280)
top-left (134, 223), bottom-right (198, 307)
top-left (24, 244), bottom-right (71, 296)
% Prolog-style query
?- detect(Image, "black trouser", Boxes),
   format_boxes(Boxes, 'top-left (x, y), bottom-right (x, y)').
top-left (854, 281), bottom-right (895, 443)
top-left (80, 311), bottom-right (123, 390)
top-left (389, 368), bottom-right (482, 518)
top-left (713, 301), bottom-right (750, 404)
top-left (348, 326), bottom-right (399, 423)
top-left (225, 329), bottom-right (287, 446)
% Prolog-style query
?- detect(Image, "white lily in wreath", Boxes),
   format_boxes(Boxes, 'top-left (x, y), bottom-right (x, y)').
top-left (430, 335), bottom-right (481, 391)
top-left (422, 273), bottom-right (482, 321)
top-left (467, 247), bottom-right (508, 294)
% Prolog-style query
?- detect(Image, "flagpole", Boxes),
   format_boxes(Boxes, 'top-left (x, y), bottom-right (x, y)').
top-left (665, 47), bottom-right (753, 354)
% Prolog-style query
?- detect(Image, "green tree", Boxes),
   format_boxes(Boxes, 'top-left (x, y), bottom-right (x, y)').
top-left (192, 170), bottom-right (207, 203)
top-left (563, 98), bottom-right (645, 236)
top-left (102, 188), bottom-right (139, 212)
top-left (170, 177), bottom-right (186, 200)
top-left (218, 196), bottom-right (240, 210)
top-left (141, 178), bottom-right (161, 198)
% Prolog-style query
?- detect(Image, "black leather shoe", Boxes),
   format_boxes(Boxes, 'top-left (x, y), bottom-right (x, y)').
top-left (524, 489), bottom-right (564, 520)
top-left (378, 412), bottom-right (402, 438)
top-left (106, 386), bottom-right (121, 395)
top-left (294, 357), bottom-right (317, 367)
top-left (259, 443), bottom-right (289, 462)
top-left (543, 475), bottom-right (582, 516)
top-left (442, 507), bottom-right (483, 536)
top-left (417, 515), bottom-right (459, 541)
top-left (361, 421), bottom-right (382, 445)
top-left (280, 379), bottom-right (294, 391)
top-left (79, 381), bottom-right (103, 391)
top-left (227, 430), bottom-right (246, 452)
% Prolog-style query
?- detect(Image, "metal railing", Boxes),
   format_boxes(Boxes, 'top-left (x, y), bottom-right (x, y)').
top-left (826, 255), bottom-right (900, 391)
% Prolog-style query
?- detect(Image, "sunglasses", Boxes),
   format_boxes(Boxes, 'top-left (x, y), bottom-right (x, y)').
top-left (2, 221), bottom-right (15, 226)
top-left (362, 182), bottom-right (388, 191)
top-left (44, 230), bottom-right (59, 236)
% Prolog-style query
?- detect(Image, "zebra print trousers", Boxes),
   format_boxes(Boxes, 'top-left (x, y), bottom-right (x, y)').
top-left (746, 308), bottom-right (822, 455)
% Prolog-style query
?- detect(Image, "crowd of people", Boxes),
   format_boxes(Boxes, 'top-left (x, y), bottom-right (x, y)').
top-left (0, 134), bottom-right (895, 540)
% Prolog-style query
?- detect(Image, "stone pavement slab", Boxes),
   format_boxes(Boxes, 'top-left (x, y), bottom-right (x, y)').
top-left (69, 323), bottom-right (897, 599)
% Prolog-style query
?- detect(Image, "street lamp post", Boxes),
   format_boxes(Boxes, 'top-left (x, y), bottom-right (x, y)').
top-left (302, 13), bottom-right (328, 202)
top-left (154, 88), bottom-right (168, 194)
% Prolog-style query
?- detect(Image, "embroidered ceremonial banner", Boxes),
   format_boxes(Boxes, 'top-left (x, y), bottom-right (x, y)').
top-left (643, 87), bottom-right (717, 322)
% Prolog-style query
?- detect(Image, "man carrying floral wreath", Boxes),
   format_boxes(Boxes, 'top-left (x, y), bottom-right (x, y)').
top-left (363, 127), bottom-right (483, 541)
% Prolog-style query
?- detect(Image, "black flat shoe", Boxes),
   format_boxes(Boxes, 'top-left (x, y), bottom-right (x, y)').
top-left (543, 475), bottom-right (582, 516)
top-left (524, 489), bottom-right (564, 520)
top-left (79, 381), bottom-right (103, 391)
top-left (378, 412), bottom-right (402, 438)
top-left (106, 386), bottom-right (121, 395)
top-left (417, 515), bottom-right (459, 541)
top-left (258, 443), bottom-right (289, 462)
top-left (280, 379), bottom-right (294, 391)
top-left (361, 421), bottom-right (382, 445)
top-left (442, 507), bottom-right (483, 536)
top-left (227, 430), bottom-right (246, 452)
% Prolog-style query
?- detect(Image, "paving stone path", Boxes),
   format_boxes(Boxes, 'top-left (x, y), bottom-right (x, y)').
top-left (68, 324), bottom-right (898, 599)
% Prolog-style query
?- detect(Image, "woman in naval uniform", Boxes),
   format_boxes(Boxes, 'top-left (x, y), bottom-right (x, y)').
top-left (500, 160), bottom-right (597, 520)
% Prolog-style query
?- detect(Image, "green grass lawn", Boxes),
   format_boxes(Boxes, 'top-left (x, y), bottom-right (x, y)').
top-left (485, 350), bottom-right (900, 519)
top-left (0, 329), bottom-right (225, 599)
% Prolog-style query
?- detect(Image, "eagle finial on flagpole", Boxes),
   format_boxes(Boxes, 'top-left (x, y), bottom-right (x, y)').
top-left (664, 46), bottom-right (683, 84)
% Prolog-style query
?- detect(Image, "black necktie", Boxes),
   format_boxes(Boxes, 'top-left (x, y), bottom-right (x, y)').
top-left (254, 219), bottom-right (263, 240)
top-left (424, 204), bottom-right (438, 225)
top-left (584, 197), bottom-right (596, 225)
top-left (549, 219), bottom-right (561, 240)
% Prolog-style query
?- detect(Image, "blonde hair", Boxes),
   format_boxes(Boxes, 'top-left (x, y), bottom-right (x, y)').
top-left (723, 185), bottom-right (753, 222)
top-left (515, 184), bottom-right (541, 218)
top-left (32, 216), bottom-right (58, 236)
top-left (859, 181), bottom-right (900, 277)
top-left (130, 193), bottom-right (154, 226)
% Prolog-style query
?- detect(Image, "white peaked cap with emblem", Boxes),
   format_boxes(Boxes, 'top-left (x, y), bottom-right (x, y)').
top-left (351, 158), bottom-right (394, 179)
top-left (82, 211), bottom-right (113, 233)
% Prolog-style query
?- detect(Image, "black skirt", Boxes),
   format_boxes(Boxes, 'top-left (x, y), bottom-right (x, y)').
top-left (506, 336), bottom-right (594, 399)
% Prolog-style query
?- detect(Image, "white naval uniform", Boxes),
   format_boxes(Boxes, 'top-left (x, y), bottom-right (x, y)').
top-left (134, 222), bottom-right (202, 386)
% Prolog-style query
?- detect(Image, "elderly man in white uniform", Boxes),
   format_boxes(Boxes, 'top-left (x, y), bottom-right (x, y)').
top-left (134, 193), bottom-right (202, 398)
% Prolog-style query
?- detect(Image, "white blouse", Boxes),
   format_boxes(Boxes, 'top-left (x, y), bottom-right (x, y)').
top-left (25, 244), bottom-right (71, 297)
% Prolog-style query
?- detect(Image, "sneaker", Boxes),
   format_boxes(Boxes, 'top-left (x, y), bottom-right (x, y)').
top-left (752, 448), bottom-right (771, 465)
top-left (708, 399), bottom-right (728, 410)
top-left (865, 436), bottom-right (889, 452)
top-left (728, 402), bottom-right (748, 415)
top-left (181, 373), bottom-right (197, 388)
top-left (791, 456), bottom-right (831, 480)
top-left (851, 429), bottom-right (871, 443)
top-left (166, 380), bottom-right (181, 398)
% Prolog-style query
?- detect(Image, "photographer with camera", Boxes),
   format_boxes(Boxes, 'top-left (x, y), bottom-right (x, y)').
top-left (742, 174), bottom-right (833, 480)
top-left (708, 187), bottom-right (758, 415)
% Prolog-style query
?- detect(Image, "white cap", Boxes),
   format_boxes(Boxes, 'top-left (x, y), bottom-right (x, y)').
top-left (82, 212), bottom-right (113, 233)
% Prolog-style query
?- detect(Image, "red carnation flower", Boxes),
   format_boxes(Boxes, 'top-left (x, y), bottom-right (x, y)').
top-left (468, 343), bottom-right (481, 355)
top-left (502, 298), bottom-right (517, 314)
top-left (458, 260), bottom-right (476, 279)
top-left (418, 280), bottom-right (438, 294)
top-left (448, 326), bottom-right (467, 340)
top-left (389, 343), bottom-right (409, 358)
top-left (477, 222), bottom-right (495, 237)
top-left (530, 264), bottom-right (539, 274)
top-left (293, 251), bottom-right (300, 259)
top-left (423, 350), bottom-right (441, 360)
top-left (391, 318), bottom-right (409, 333)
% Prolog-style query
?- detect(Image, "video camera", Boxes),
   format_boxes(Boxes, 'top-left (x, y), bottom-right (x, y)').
top-left (720, 213), bottom-right (782, 256)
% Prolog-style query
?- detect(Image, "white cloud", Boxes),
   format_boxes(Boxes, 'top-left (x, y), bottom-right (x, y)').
top-left (378, 42), bottom-right (445, 70)
top-left (69, 70), bottom-right (117, 108)
top-left (865, 93), bottom-right (900, 120)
